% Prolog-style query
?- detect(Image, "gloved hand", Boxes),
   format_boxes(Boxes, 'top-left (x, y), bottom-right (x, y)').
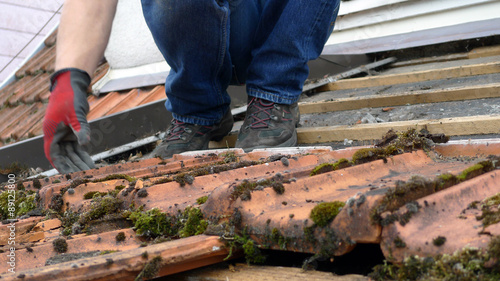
top-left (43, 68), bottom-right (95, 173)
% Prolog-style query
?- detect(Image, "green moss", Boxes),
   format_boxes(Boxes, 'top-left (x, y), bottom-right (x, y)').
top-left (352, 148), bottom-right (386, 165)
top-left (394, 236), bottom-right (407, 248)
top-left (178, 207), bottom-right (207, 238)
top-left (310, 159), bottom-right (354, 176)
top-left (433, 236), bottom-right (446, 246)
top-left (232, 230), bottom-right (266, 264)
top-left (52, 238), bottom-right (68, 253)
top-left (115, 185), bottom-right (126, 191)
top-left (79, 195), bottom-right (123, 226)
top-left (310, 201), bottom-right (345, 227)
top-left (126, 208), bottom-right (179, 238)
top-left (173, 173), bottom-right (195, 187)
top-left (272, 182), bottom-right (285, 195)
top-left (100, 250), bottom-right (119, 255)
top-left (152, 177), bottom-right (173, 185)
top-left (457, 161), bottom-right (494, 182)
top-left (60, 210), bottom-right (79, 236)
top-left (0, 190), bottom-right (37, 220)
top-left (52, 179), bottom-right (61, 184)
top-left (115, 232), bottom-right (126, 242)
top-left (232, 179), bottom-right (258, 200)
top-left (16, 181), bottom-right (25, 190)
top-left (60, 179), bottom-right (90, 196)
top-left (369, 245), bottom-right (500, 281)
top-left (83, 191), bottom-right (108, 200)
top-left (32, 178), bottom-right (42, 189)
top-left (221, 151), bottom-right (238, 163)
top-left (135, 256), bottom-right (162, 281)
top-left (93, 174), bottom-right (136, 183)
top-left (231, 175), bottom-right (290, 201)
top-left (270, 228), bottom-right (289, 250)
top-left (196, 196), bottom-right (208, 205)
top-left (488, 235), bottom-right (500, 263)
top-left (476, 193), bottom-right (500, 228)
top-left (435, 173), bottom-right (458, 191)
top-left (332, 158), bottom-right (353, 170)
top-left (310, 163), bottom-right (335, 176)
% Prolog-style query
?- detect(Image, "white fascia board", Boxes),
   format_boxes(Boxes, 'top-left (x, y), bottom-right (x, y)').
top-left (335, 0), bottom-right (495, 31)
top-left (327, 0), bottom-right (500, 46)
top-left (91, 61), bottom-right (170, 95)
top-left (338, 0), bottom-right (412, 16)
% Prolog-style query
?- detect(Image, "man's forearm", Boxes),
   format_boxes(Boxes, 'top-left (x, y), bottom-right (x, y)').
top-left (56, 0), bottom-right (118, 76)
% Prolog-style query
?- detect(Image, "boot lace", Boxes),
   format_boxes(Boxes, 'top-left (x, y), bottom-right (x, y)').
top-left (247, 98), bottom-right (292, 129)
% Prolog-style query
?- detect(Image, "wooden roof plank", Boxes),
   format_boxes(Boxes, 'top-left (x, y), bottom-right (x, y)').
top-left (300, 83), bottom-right (500, 114)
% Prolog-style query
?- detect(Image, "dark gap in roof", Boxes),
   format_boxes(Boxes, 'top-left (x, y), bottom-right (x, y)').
top-left (97, 142), bottom-right (157, 166)
top-left (373, 35), bottom-right (500, 62)
top-left (226, 244), bottom-right (385, 276)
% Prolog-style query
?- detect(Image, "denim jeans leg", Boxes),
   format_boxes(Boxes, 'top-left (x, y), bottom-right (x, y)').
top-left (246, 0), bottom-right (341, 105)
top-left (141, 0), bottom-right (233, 126)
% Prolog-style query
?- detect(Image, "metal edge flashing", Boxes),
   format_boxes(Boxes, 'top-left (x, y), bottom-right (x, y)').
top-left (0, 98), bottom-right (172, 171)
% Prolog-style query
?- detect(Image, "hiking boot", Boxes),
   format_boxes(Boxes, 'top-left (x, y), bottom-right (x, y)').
top-left (153, 110), bottom-right (233, 158)
top-left (235, 97), bottom-right (300, 151)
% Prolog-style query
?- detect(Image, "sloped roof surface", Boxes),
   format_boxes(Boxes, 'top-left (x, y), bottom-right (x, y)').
top-left (0, 140), bottom-right (499, 280)
top-left (0, 30), bottom-right (167, 147)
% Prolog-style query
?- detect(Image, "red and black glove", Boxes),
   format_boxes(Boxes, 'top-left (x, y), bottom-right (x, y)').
top-left (43, 68), bottom-right (95, 173)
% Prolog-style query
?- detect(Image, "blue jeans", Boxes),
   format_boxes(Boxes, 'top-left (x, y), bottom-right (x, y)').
top-left (141, 0), bottom-right (340, 125)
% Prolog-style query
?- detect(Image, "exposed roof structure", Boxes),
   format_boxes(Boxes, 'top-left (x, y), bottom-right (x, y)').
top-left (1, 1), bottom-right (500, 280)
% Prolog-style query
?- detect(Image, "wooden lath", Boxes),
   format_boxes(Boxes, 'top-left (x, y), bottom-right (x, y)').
top-left (319, 59), bottom-right (500, 92)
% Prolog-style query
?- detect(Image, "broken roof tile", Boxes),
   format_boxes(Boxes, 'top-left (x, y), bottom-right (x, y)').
top-left (380, 169), bottom-right (500, 263)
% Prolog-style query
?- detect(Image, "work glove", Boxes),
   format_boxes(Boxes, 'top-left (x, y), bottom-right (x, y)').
top-left (43, 68), bottom-right (95, 173)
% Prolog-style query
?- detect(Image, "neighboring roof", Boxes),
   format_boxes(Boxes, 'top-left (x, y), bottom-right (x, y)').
top-left (0, 30), bottom-right (168, 148)
top-left (0, 0), bottom-right (62, 85)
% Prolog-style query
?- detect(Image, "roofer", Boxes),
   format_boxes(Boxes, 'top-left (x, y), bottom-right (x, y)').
top-left (43, 0), bottom-right (341, 173)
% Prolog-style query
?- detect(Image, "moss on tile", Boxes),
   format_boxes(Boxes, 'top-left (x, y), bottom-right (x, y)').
top-left (83, 191), bottom-right (108, 200)
top-left (173, 173), bottom-right (195, 187)
top-left (310, 201), bottom-right (345, 227)
top-left (432, 236), bottom-right (446, 246)
top-left (370, 239), bottom-right (500, 281)
top-left (476, 192), bottom-right (500, 228)
top-left (32, 178), bottom-right (42, 189)
top-left (457, 161), bottom-right (494, 182)
top-left (78, 195), bottom-right (123, 227)
top-left (394, 236), bottom-right (407, 248)
top-left (93, 174), bottom-right (136, 183)
top-left (178, 206), bottom-right (208, 238)
top-left (0, 189), bottom-right (37, 220)
top-left (226, 227), bottom-right (266, 265)
top-left (52, 238), bottom-right (68, 253)
top-left (115, 231), bottom-right (126, 242)
top-left (196, 195), bottom-right (208, 205)
top-left (371, 160), bottom-right (497, 226)
top-left (310, 158), bottom-right (353, 176)
top-left (135, 256), bottom-right (163, 281)
top-left (125, 207), bottom-right (179, 238)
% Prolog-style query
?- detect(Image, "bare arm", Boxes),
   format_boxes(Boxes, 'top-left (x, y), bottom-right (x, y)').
top-left (55, 0), bottom-right (118, 76)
